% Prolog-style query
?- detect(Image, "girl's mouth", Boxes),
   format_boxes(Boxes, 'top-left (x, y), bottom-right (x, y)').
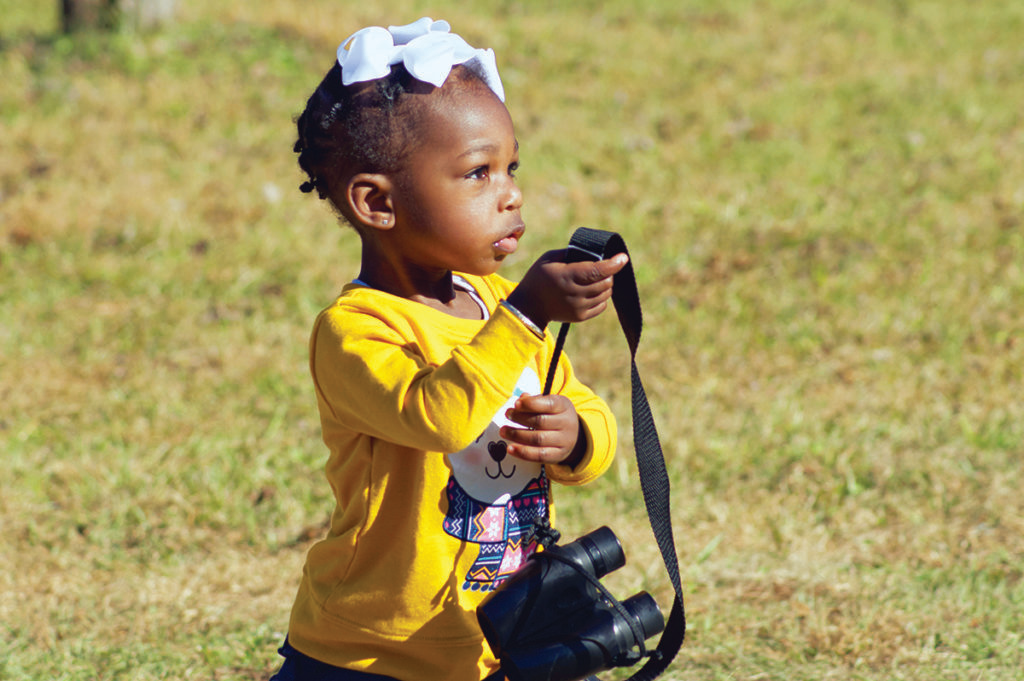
top-left (494, 225), bottom-right (524, 255)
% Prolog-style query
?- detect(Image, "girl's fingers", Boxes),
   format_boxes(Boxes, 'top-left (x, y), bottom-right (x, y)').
top-left (511, 393), bottom-right (561, 413)
top-left (500, 428), bottom-right (570, 463)
top-left (568, 253), bottom-right (629, 284)
top-left (500, 425), bottom-right (551, 447)
top-left (504, 443), bottom-right (561, 463)
top-left (500, 394), bottom-right (580, 464)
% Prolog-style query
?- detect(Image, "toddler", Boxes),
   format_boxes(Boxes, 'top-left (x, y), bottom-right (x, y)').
top-left (272, 18), bottom-right (628, 681)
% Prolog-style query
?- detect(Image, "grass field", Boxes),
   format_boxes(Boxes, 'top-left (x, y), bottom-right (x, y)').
top-left (2, 0), bottom-right (1023, 679)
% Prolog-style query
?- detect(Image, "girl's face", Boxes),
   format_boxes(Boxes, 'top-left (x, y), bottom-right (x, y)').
top-left (385, 80), bottom-right (524, 279)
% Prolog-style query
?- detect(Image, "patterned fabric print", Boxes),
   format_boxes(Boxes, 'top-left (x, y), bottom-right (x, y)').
top-left (443, 473), bottom-right (549, 591)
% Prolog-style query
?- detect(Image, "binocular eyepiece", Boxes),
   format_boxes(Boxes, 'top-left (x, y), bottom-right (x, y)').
top-left (477, 526), bottom-right (665, 681)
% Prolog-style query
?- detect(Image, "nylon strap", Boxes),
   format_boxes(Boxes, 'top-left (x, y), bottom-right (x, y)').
top-left (543, 227), bottom-right (686, 681)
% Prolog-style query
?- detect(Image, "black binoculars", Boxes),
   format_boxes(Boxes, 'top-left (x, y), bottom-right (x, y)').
top-left (477, 526), bottom-right (665, 681)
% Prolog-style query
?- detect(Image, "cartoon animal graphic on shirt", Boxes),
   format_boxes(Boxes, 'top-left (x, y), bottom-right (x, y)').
top-left (443, 368), bottom-right (549, 591)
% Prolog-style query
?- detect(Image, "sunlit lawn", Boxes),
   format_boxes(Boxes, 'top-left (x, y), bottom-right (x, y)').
top-left (2, 0), bottom-right (1022, 679)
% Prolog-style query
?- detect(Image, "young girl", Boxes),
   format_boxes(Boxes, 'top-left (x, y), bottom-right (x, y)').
top-left (272, 18), bottom-right (629, 681)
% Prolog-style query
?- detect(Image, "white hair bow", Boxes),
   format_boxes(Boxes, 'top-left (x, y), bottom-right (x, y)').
top-left (336, 17), bottom-right (505, 102)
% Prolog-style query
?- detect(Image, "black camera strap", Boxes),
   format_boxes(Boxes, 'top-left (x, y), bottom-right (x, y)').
top-left (542, 227), bottom-right (686, 681)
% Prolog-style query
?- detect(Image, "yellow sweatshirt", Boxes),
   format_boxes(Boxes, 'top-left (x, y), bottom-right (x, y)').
top-left (286, 273), bottom-right (616, 680)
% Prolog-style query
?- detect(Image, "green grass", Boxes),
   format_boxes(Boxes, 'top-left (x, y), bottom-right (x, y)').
top-left (3, 0), bottom-right (1023, 679)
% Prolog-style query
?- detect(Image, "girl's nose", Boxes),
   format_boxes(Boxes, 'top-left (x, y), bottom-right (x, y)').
top-left (503, 179), bottom-right (523, 211)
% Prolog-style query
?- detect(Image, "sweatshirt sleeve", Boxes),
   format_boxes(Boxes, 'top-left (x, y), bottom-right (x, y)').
top-left (310, 300), bottom-right (546, 455)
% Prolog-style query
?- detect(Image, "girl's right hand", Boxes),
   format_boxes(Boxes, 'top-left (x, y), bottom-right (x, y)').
top-left (505, 250), bottom-right (629, 330)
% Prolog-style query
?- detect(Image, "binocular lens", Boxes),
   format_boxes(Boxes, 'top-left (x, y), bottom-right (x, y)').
top-left (620, 592), bottom-right (666, 641)
top-left (575, 526), bottom-right (626, 578)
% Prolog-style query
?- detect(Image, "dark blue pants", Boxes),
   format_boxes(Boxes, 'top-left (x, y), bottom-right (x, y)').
top-left (268, 638), bottom-right (506, 681)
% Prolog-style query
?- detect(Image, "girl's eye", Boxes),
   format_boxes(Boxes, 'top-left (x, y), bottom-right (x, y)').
top-left (508, 162), bottom-right (519, 178)
top-left (467, 166), bottom-right (489, 180)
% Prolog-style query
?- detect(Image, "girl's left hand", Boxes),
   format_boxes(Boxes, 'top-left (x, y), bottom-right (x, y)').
top-left (500, 394), bottom-right (586, 467)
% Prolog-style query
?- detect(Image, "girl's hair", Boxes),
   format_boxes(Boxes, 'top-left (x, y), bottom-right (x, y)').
top-left (294, 61), bottom-right (488, 206)
top-left (294, 61), bottom-right (416, 202)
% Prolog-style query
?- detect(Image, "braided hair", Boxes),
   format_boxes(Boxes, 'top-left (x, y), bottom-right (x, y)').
top-left (294, 61), bottom-right (489, 211)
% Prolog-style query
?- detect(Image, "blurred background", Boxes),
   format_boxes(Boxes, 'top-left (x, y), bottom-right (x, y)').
top-left (1, 1), bottom-right (1022, 679)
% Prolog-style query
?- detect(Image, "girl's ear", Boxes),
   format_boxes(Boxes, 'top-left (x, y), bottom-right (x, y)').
top-left (347, 174), bottom-right (396, 230)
